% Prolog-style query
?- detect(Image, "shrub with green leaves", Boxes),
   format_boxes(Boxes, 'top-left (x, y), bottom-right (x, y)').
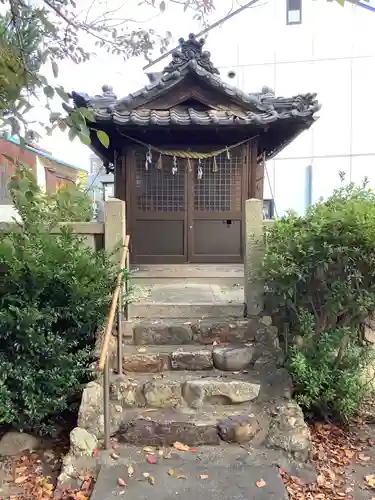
top-left (287, 327), bottom-right (374, 420)
top-left (262, 182), bottom-right (375, 420)
top-left (0, 165), bottom-right (115, 431)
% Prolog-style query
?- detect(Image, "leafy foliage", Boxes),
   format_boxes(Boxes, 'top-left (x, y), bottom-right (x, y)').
top-left (262, 182), bottom-right (375, 420)
top-left (288, 327), bottom-right (374, 420)
top-left (0, 164), bottom-right (115, 431)
top-left (0, 0), bottom-right (215, 142)
top-left (8, 165), bottom-right (93, 223)
top-left (49, 182), bottom-right (93, 222)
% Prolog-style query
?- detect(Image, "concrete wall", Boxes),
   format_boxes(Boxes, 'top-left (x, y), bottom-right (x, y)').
top-left (0, 198), bottom-right (127, 262)
top-left (244, 199), bottom-right (275, 316)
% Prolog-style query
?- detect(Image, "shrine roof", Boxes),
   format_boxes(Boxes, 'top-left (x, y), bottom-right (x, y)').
top-left (66, 33), bottom-right (320, 163)
top-left (89, 101), bottom-right (318, 127)
top-left (69, 33), bottom-right (320, 127)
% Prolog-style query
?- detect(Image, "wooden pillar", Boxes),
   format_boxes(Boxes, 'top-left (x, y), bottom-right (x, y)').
top-left (249, 141), bottom-right (264, 200)
top-left (114, 149), bottom-right (125, 201)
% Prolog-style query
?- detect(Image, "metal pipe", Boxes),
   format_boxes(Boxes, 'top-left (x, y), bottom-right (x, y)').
top-left (124, 253), bottom-right (129, 322)
top-left (103, 353), bottom-right (111, 450)
top-left (117, 286), bottom-right (123, 376)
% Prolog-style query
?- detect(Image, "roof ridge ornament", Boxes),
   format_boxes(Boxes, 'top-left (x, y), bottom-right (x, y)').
top-left (163, 33), bottom-right (220, 75)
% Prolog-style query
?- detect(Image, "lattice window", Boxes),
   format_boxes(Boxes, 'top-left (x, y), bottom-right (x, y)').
top-left (135, 151), bottom-right (185, 212)
top-left (194, 150), bottom-right (242, 212)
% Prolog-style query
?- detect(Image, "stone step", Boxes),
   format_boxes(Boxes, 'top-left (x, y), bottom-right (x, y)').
top-left (111, 343), bottom-right (268, 373)
top-left (131, 317), bottom-right (273, 346)
top-left (129, 302), bottom-right (244, 319)
top-left (77, 369), bottom-right (293, 447)
top-left (109, 371), bottom-right (262, 410)
top-left (116, 405), bottom-right (264, 446)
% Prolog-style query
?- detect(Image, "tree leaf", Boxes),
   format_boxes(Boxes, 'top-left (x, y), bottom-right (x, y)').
top-left (173, 441), bottom-right (190, 452)
top-left (78, 107), bottom-right (95, 122)
top-left (51, 60), bottom-right (59, 78)
top-left (160, 0), bottom-right (166, 12)
top-left (43, 85), bottom-right (55, 98)
top-left (55, 86), bottom-right (70, 103)
top-left (78, 132), bottom-right (91, 145)
top-left (68, 127), bottom-right (77, 142)
top-left (96, 130), bottom-right (110, 148)
top-left (117, 477), bottom-right (126, 487)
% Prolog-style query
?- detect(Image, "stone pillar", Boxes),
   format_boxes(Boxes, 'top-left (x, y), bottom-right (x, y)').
top-left (104, 198), bottom-right (126, 265)
top-left (244, 198), bottom-right (265, 317)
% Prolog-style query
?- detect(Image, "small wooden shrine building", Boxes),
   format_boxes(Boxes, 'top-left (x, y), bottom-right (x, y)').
top-left (70, 34), bottom-right (320, 264)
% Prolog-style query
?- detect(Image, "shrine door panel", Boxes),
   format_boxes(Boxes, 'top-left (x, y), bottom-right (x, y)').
top-left (188, 147), bottom-right (245, 263)
top-left (130, 150), bottom-right (187, 264)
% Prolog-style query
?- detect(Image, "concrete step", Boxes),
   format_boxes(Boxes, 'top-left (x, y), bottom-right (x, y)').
top-left (129, 302), bottom-right (244, 319)
top-left (90, 457), bottom-right (288, 500)
top-left (128, 283), bottom-right (244, 320)
top-left (130, 264), bottom-right (244, 286)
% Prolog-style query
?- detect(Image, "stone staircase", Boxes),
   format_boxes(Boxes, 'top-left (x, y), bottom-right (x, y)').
top-left (59, 270), bottom-right (312, 498)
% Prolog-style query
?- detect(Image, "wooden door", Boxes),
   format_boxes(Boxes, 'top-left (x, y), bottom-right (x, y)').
top-left (187, 146), bottom-right (246, 263)
top-left (130, 149), bottom-right (188, 264)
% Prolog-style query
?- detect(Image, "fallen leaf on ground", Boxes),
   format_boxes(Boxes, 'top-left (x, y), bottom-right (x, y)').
top-left (147, 455), bottom-right (157, 464)
top-left (142, 472), bottom-right (150, 478)
top-left (14, 475), bottom-right (29, 484)
top-left (256, 479), bottom-right (266, 488)
top-left (168, 469), bottom-right (175, 476)
top-left (147, 475), bottom-right (155, 485)
top-left (173, 441), bottom-right (190, 452)
top-left (111, 452), bottom-right (119, 460)
top-left (200, 474), bottom-right (209, 479)
top-left (127, 464), bottom-right (134, 477)
top-left (177, 475), bottom-right (186, 479)
top-left (117, 477), bottom-right (126, 487)
top-left (137, 348), bottom-right (146, 352)
top-left (366, 474), bottom-right (375, 488)
top-left (358, 453), bottom-right (371, 462)
top-left (143, 446), bottom-right (155, 453)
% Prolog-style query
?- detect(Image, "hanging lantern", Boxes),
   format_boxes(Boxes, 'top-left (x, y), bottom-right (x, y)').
top-left (225, 146), bottom-right (231, 160)
top-left (187, 157), bottom-right (193, 172)
top-left (172, 155), bottom-right (178, 175)
top-left (145, 145), bottom-right (152, 171)
top-left (197, 159), bottom-right (203, 180)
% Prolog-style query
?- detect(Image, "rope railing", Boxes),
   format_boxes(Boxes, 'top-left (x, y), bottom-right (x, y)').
top-left (98, 234), bottom-right (130, 448)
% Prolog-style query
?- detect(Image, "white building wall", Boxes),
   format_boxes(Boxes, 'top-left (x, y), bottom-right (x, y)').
top-left (204, 0), bottom-right (375, 216)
